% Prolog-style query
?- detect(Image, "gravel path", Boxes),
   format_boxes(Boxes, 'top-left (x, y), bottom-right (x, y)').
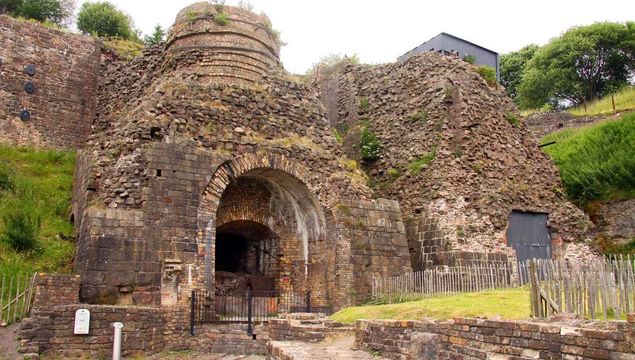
top-left (0, 323), bottom-right (21, 360)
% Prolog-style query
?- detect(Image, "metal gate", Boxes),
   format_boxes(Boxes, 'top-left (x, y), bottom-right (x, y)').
top-left (507, 211), bottom-right (551, 263)
top-left (190, 290), bottom-right (322, 335)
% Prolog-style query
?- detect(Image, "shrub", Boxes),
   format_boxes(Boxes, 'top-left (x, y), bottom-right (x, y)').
top-left (214, 12), bottom-right (229, 26)
top-left (2, 0), bottom-right (75, 27)
top-left (505, 112), bottom-right (520, 127)
top-left (77, 1), bottom-right (136, 40)
top-left (103, 38), bottom-right (143, 60)
top-left (410, 109), bottom-right (428, 123)
top-left (331, 128), bottom-right (344, 144)
top-left (359, 97), bottom-right (370, 112)
top-left (387, 168), bottom-right (401, 178)
top-left (463, 54), bottom-right (476, 64)
top-left (408, 149), bottom-right (437, 174)
top-left (1, 208), bottom-right (40, 253)
top-left (476, 66), bottom-right (497, 86)
top-left (0, 166), bottom-right (14, 192)
top-left (360, 128), bottom-right (381, 161)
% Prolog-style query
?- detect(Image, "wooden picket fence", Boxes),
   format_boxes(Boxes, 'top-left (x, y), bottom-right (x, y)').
top-left (526, 256), bottom-right (635, 320)
top-left (0, 273), bottom-right (37, 326)
top-left (371, 263), bottom-right (514, 302)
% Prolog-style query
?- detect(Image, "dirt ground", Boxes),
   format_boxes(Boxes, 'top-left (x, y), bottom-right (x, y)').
top-left (0, 323), bottom-right (21, 360)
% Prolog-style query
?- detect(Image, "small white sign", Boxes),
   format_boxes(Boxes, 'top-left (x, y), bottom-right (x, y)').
top-left (74, 309), bottom-right (90, 335)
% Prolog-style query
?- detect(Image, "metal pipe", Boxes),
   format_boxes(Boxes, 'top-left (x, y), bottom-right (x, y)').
top-left (112, 322), bottom-right (123, 360)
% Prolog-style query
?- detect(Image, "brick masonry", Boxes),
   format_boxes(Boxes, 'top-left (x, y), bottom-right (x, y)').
top-left (0, 15), bottom-right (100, 149)
top-left (19, 274), bottom-right (267, 358)
top-left (355, 318), bottom-right (635, 359)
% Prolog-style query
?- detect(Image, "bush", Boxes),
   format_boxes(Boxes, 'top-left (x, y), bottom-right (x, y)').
top-left (541, 113), bottom-right (635, 205)
top-left (360, 127), bottom-right (381, 161)
top-left (476, 66), bottom-right (497, 86)
top-left (408, 149), bottom-right (437, 174)
top-left (77, 1), bottom-right (136, 40)
top-left (0, 166), bottom-right (14, 192)
top-left (463, 54), bottom-right (476, 64)
top-left (2, 0), bottom-right (74, 27)
top-left (359, 97), bottom-right (370, 112)
top-left (1, 208), bottom-right (40, 253)
top-left (505, 113), bottom-right (520, 127)
top-left (214, 12), bottom-right (229, 26)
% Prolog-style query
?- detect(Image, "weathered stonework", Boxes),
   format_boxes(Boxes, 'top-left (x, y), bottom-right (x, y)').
top-left (355, 318), bottom-right (635, 359)
top-left (314, 53), bottom-right (598, 270)
top-left (70, 2), bottom-right (411, 310)
top-left (0, 15), bottom-right (100, 149)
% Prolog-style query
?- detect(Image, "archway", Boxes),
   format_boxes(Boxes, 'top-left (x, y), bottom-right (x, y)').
top-left (197, 154), bottom-right (335, 307)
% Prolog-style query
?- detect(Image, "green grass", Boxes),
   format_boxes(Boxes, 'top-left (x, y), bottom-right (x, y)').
top-left (331, 288), bottom-right (530, 323)
top-left (569, 86), bottom-right (635, 117)
top-left (540, 114), bottom-right (635, 206)
top-left (0, 146), bottom-right (76, 276)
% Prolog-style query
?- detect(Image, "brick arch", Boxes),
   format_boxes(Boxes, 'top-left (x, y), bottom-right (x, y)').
top-left (196, 153), bottom-right (336, 295)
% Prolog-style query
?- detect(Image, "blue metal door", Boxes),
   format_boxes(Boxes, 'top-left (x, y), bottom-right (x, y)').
top-left (507, 211), bottom-right (551, 262)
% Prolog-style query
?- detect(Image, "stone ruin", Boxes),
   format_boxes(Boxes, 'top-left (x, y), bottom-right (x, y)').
top-left (0, 0), bottom-right (598, 319)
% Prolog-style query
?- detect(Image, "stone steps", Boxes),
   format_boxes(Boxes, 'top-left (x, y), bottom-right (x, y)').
top-left (267, 335), bottom-right (388, 360)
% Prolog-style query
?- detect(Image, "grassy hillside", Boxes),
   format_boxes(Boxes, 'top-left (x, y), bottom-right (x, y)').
top-left (569, 86), bottom-right (635, 117)
top-left (0, 146), bottom-right (76, 277)
top-left (331, 288), bottom-right (530, 323)
top-left (540, 113), bottom-right (635, 207)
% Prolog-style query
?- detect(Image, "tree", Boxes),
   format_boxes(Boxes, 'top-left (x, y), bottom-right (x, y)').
top-left (517, 22), bottom-right (635, 109)
top-left (500, 44), bottom-right (539, 100)
top-left (143, 23), bottom-right (165, 47)
top-left (76, 1), bottom-right (135, 40)
top-left (0, 0), bottom-right (75, 27)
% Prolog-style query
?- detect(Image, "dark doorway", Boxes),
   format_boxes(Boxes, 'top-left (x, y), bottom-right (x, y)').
top-left (215, 221), bottom-right (279, 295)
top-left (507, 211), bottom-right (551, 263)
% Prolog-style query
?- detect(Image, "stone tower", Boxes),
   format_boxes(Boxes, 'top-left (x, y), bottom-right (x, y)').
top-left (72, 2), bottom-right (411, 309)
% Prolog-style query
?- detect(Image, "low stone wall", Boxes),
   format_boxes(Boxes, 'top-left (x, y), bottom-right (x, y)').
top-left (19, 274), bottom-right (266, 357)
top-left (269, 313), bottom-right (352, 343)
top-left (20, 304), bottom-right (166, 358)
top-left (355, 317), bottom-right (635, 359)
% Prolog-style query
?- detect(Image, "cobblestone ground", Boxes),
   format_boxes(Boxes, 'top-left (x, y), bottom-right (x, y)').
top-left (268, 335), bottom-right (387, 360)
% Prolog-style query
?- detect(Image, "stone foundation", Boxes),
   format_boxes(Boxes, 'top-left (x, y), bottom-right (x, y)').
top-left (355, 317), bottom-right (635, 359)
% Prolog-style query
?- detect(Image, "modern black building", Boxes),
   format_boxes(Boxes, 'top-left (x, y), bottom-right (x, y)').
top-left (399, 32), bottom-right (500, 82)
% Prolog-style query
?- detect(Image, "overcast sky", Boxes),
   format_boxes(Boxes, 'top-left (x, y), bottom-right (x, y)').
top-left (77, 0), bottom-right (635, 74)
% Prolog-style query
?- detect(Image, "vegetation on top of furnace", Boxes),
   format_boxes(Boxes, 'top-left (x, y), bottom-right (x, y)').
top-left (359, 126), bottom-right (381, 161)
top-left (103, 37), bottom-right (143, 60)
top-left (540, 113), bottom-right (635, 207)
top-left (408, 148), bottom-right (437, 175)
top-left (476, 65), bottom-right (496, 87)
top-left (0, 146), bottom-right (75, 277)
top-left (305, 53), bottom-right (360, 79)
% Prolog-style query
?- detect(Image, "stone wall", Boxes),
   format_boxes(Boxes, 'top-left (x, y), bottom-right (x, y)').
top-left (73, 3), bottom-right (412, 309)
top-left (355, 317), bottom-right (635, 359)
top-left (19, 274), bottom-right (268, 358)
top-left (598, 199), bottom-right (635, 243)
top-left (0, 15), bottom-right (100, 149)
top-left (314, 51), bottom-right (596, 270)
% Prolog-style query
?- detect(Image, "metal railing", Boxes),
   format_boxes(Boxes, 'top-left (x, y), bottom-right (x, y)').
top-left (190, 289), bottom-right (318, 335)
